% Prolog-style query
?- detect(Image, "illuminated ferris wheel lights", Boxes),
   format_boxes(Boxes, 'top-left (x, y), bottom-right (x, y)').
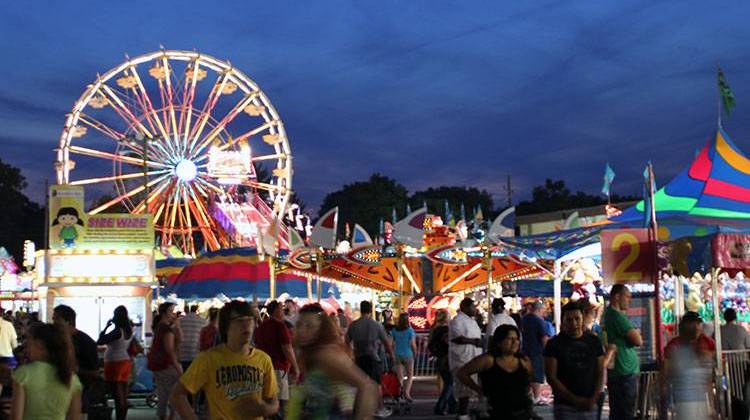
top-left (175, 160), bottom-right (198, 182)
top-left (57, 50), bottom-right (293, 255)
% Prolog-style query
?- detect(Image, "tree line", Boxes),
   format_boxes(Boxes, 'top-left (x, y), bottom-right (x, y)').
top-left (319, 174), bottom-right (639, 238)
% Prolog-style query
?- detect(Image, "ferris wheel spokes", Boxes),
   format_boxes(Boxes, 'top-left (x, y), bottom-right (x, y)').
top-left (69, 169), bottom-right (171, 186)
top-left (88, 173), bottom-right (171, 215)
top-left (68, 145), bottom-right (170, 169)
top-left (77, 114), bottom-right (125, 141)
top-left (186, 67), bottom-right (232, 148)
top-left (97, 84), bottom-right (154, 139)
top-left (189, 94), bottom-right (257, 159)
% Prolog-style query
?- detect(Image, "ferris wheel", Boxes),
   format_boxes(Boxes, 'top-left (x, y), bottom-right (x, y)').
top-left (56, 50), bottom-right (293, 256)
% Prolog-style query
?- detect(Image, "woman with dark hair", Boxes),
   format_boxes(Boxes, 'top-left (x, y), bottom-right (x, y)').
top-left (428, 309), bottom-right (456, 415)
top-left (98, 305), bottom-right (134, 420)
top-left (457, 324), bottom-right (538, 420)
top-left (390, 312), bottom-right (417, 401)
top-left (11, 323), bottom-right (81, 420)
top-left (148, 302), bottom-right (181, 420)
top-left (286, 303), bottom-right (378, 419)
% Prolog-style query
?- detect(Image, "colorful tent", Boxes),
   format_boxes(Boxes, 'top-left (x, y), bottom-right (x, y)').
top-left (156, 258), bottom-right (191, 285)
top-left (164, 248), bottom-right (309, 299)
top-left (614, 129), bottom-right (750, 230)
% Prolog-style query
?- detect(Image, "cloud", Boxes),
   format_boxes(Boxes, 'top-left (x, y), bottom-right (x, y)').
top-left (3, 0), bottom-right (750, 215)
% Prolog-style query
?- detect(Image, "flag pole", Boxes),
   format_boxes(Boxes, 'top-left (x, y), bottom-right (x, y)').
top-left (648, 163), bottom-right (663, 360)
top-left (717, 62), bottom-right (722, 129)
top-left (315, 249), bottom-right (322, 303)
top-left (484, 245), bottom-right (493, 309)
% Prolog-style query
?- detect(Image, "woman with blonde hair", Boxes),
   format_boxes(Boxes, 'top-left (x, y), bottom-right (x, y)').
top-left (287, 303), bottom-right (378, 419)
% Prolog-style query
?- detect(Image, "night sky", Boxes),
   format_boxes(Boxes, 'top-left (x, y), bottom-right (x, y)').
top-left (2, 1), bottom-right (750, 213)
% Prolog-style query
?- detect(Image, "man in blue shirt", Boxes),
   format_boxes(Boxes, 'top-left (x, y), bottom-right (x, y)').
top-left (521, 301), bottom-right (551, 404)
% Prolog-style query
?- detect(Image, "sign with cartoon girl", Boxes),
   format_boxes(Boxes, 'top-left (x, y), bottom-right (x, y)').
top-left (48, 185), bottom-right (85, 249)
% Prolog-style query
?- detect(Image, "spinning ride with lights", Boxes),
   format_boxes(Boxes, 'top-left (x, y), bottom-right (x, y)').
top-left (55, 50), bottom-right (293, 255)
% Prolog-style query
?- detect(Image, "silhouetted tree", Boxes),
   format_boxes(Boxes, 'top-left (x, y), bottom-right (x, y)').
top-left (0, 159), bottom-right (44, 261)
top-left (319, 174), bottom-right (409, 238)
top-left (516, 179), bottom-right (638, 215)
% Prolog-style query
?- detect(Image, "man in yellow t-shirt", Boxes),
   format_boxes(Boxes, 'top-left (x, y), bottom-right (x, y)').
top-left (171, 300), bottom-right (278, 420)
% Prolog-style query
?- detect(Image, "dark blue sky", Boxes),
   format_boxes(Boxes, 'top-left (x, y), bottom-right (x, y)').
top-left (2, 1), bottom-right (750, 212)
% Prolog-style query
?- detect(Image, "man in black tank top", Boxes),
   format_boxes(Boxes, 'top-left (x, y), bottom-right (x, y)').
top-left (543, 301), bottom-right (604, 418)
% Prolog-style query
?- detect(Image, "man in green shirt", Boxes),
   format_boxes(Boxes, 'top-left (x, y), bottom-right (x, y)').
top-left (603, 284), bottom-right (643, 420)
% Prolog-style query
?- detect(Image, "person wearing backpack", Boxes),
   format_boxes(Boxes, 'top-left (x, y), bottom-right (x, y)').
top-left (429, 310), bottom-right (456, 415)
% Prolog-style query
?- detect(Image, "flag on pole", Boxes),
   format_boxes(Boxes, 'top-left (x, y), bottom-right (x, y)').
top-left (393, 207), bottom-right (427, 248)
top-left (488, 206), bottom-right (515, 241)
top-left (260, 217), bottom-right (279, 256)
top-left (475, 206), bottom-right (484, 221)
top-left (718, 65), bottom-right (736, 117)
top-left (351, 224), bottom-right (373, 247)
top-left (310, 207), bottom-right (338, 249)
top-left (563, 211), bottom-right (580, 230)
top-left (288, 228), bottom-right (304, 251)
top-left (601, 163), bottom-right (616, 196)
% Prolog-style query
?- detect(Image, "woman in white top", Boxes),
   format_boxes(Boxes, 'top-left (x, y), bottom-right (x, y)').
top-left (97, 306), bottom-right (134, 420)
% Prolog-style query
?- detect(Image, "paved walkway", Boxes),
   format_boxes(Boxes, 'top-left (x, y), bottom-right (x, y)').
top-left (123, 378), bottom-right (609, 419)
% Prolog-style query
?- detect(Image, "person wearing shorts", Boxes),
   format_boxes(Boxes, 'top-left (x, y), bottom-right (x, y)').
top-left (346, 301), bottom-right (394, 418)
top-left (521, 301), bottom-right (551, 405)
top-left (449, 298), bottom-right (483, 420)
top-left (98, 306), bottom-right (136, 420)
top-left (390, 313), bottom-right (416, 401)
top-left (254, 300), bottom-right (299, 418)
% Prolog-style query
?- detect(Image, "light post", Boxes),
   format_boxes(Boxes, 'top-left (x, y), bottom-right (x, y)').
top-left (120, 132), bottom-right (152, 212)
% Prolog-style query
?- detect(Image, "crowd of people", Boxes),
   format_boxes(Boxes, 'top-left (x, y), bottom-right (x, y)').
top-left (433, 285), bottom-right (644, 420)
top-left (0, 283), bottom-right (744, 419)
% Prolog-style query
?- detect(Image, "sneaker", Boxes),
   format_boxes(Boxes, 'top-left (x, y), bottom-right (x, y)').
top-left (375, 407), bottom-right (392, 418)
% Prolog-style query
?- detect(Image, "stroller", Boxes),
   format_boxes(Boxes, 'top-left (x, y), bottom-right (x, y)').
top-left (380, 362), bottom-right (412, 416)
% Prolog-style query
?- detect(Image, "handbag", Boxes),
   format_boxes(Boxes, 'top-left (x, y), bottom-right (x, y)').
top-left (128, 337), bottom-right (143, 358)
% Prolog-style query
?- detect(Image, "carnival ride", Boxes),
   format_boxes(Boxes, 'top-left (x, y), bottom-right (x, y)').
top-left (56, 50), bottom-right (293, 256)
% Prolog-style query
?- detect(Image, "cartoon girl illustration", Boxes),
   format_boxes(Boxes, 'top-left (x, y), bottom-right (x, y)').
top-left (52, 207), bottom-right (84, 248)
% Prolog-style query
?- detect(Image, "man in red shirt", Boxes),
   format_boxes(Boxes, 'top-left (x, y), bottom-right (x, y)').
top-left (254, 300), bottom-right (299, 418)
top-left (664, 311), bottom-right (716, 357)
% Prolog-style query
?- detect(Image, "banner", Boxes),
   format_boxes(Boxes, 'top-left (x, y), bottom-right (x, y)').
top-left (49, 185), bottom-right (154, 250)
top-left (49, 185), bottom-right (86, 249)
top-left (601, 229), bottom-right (656, 284)
top-left (712, 233), bottom-right (750, 269)
top-left (82, 214), bottom-right (154, 250)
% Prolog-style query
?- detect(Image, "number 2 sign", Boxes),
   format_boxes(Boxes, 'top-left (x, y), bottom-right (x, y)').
top-left (601, 229), bottom-right (656, 284)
